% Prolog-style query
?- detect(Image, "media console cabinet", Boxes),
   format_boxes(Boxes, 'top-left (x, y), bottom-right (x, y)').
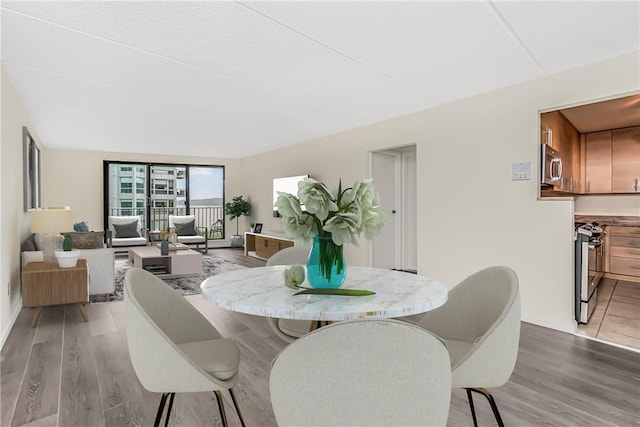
top-left (244, 231), bottom-right (294, 260)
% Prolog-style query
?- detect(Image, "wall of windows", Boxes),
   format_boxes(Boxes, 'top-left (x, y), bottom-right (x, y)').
top-left (104, 161), bottom-right (225, 238)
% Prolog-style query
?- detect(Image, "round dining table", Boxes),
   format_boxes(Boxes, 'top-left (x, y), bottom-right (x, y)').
top-left (200, 265), bottom-right (448, 321)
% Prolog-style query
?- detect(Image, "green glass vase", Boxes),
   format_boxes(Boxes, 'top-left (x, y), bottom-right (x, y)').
top-left (306, 234), bottom-right (346, 289)
top-left (160, 239), bottom-right (169, 256)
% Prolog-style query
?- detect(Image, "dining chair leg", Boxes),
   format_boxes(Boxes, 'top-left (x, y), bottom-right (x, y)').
top-left (229, 388), bottom-right (246, 427)
top-left (469, 387), bottom-right (505, 427)
top-left (466, 388), bottom-right (479, 427)
top-left (153, 393), bottom-right (169, 427)
top-left (164, 393), bottom-right (176, 427)
top-left (213, 390), bottom-right (229, 427)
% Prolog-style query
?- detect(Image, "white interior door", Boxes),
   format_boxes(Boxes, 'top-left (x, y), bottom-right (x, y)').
top-left (402, 151), bottom-right (417, 272)
top-left (372, 151), bottom-right (401, 269)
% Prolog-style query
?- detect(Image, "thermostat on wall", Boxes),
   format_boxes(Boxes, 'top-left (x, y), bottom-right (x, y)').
top-left (512, 161), bottom-right (531, 181)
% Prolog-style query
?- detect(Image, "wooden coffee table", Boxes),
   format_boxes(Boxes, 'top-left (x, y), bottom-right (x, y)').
top-left (22, 260), bottom-right (89, 328)
top-left (128, 246), bottom-right (202, 278)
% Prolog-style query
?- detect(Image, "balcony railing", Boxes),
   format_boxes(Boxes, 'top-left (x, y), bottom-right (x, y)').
top-left (108, 206), bottom-right (225, 239)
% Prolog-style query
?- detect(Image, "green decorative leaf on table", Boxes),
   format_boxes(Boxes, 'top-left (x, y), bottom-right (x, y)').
top-left (293, 288), bottom-right (375, 296)
top-left (281, 264), bottom-right (374, 296)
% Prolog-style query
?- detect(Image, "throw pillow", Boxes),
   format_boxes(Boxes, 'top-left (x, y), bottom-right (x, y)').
top-left (34, 233), bottom-right (64, 263)
top-left (21, 233), bottom-right (38, 252)
top-left (113, 221), bottom-right (140, 238)
top-left (74, 221), bottom-right (90, 232)
top-left (70, 231), bottom-right (105, 249)
top-left (176, 220), bottom-right (196, 236)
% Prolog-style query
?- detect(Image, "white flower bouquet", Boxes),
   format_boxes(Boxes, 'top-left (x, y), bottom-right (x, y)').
top-left (275, 177), bottom-right (386, 245)
top-left (275, 177), bottom-right (386, 287)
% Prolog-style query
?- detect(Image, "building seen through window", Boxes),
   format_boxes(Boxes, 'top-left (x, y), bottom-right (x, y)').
top-left (106, 162), bottom-right (225, 239)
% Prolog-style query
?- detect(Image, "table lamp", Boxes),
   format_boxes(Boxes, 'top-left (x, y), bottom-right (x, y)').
top-left (30, 207), bottom-right (79, 267)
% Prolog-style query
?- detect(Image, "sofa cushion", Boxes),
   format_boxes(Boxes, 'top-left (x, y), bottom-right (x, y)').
top-left (69, 231), bottom-right (104, 249)
top-left (78, 248), bottom-right (115, 295)
top-left (74, 221), bottom-right (90, 232)
top-left (113, 221), bottom-right (140, 238)
top-left (111, 237), bottom-right (148, 247)
top-left (21, 233), bottom-right (38, 252)
top-left (35, 233), bottom-right (63, 263)
top-left (176, 235), bottom-right (206, 244)
top-left (22, 251), bottom-right (44, 268)
top-left (176, 220), bottom-right (197, 236)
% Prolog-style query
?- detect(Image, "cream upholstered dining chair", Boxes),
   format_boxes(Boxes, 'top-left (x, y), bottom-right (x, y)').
top-left (417, 266), bottom-right (520, 427)
top-left (265, 246), bottom-right (316, 342)
top-left (270, 319), bottom-right (452, 426)
top-left (124, 268), bottom-right (245, 427)
top-left (168, 214), bottom-right (208, 253)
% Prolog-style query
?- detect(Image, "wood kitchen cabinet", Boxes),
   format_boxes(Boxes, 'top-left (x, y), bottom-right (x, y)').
top-left (585, 130), bottom-right (612, 193)
top-left (584, 126), bottom-right (640, 194)
top-left (606, 226), bottom-right (640, 280)
top-left (612, 126), bottom-right (640, 193)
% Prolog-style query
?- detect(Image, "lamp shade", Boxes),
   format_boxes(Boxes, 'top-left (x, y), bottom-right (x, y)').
top-left (30, 207), bottom-right (74, 233)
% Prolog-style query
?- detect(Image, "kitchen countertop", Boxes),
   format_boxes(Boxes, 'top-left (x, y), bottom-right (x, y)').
top-left (575, 215), bottom-right (640, 227)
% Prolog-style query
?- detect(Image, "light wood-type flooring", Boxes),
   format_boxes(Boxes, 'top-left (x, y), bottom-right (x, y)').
top-left (2, 249), bottom-right (640, 426)
top-left (577, 278), bottom-right (640, 350)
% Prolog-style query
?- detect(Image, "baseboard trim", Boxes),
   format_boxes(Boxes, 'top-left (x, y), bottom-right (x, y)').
top-left (1, 301), bottom-right (23, 350)
top-left (603, 272), bottom-right (640, 283)
top-left (522, 314), bottom-right (576, 334)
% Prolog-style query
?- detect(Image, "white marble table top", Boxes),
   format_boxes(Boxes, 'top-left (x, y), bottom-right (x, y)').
top-left (200, 266), bottom-right (448, 321)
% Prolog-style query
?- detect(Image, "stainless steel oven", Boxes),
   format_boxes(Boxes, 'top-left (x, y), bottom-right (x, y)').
top-left (575, 223), bottom-right (604, 324)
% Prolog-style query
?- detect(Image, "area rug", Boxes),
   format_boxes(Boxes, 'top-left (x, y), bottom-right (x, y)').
top-left (90, 254), bottom-right (246, 303)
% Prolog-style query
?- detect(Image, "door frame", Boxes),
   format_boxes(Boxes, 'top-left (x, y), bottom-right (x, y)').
top-left (370, 145), bottom-right (417, 270)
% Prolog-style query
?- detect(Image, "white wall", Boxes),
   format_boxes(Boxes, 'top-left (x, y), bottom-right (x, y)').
top-left (42, 150), bottom-right (243, 233)
top-left (240, 52), bottom-right (640, 334)
top-left (1, 67), bottom-right (44, 346)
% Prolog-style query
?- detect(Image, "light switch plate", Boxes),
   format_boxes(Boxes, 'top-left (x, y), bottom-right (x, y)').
top-left (512, 161), bottom-right (531, 181)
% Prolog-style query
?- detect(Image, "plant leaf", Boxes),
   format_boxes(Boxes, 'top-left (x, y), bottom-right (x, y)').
top-left (293, 288), bottom-right (375, 296)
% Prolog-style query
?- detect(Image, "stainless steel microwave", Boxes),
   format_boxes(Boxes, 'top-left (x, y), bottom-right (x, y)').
top-left (540, 145), bottom-right (563, 185)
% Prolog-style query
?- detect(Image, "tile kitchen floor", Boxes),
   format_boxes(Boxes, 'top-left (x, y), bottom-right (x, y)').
top-left (577, 278), bottom-right (640, 350)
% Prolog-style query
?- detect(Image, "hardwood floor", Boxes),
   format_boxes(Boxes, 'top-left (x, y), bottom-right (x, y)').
top-left (2, 249), bottom-right (639, 426)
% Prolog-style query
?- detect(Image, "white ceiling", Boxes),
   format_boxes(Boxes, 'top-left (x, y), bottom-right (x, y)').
top-left (2, 1), bottom-right (639, 159)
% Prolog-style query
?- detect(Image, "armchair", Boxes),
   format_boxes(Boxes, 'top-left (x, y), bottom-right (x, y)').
top-left (168, 215), bottom-right (208, 254)
top-left (107, 215), bottom-right (147, 251)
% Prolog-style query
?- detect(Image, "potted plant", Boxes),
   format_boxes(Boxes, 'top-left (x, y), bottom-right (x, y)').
top-left (55, 233), bottom-right (81, 268)
top-left (224, 195), bottom-right (251, 247)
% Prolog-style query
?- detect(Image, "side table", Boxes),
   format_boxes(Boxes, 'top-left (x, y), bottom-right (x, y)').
top-left (22, 259), bottom-right (89, 328)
